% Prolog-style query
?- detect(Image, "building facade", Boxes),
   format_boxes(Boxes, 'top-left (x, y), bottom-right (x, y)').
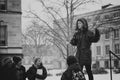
top-left (76, 5), bottom-right (120, 68)
top-left (0, 0), bottom-right (22, 62)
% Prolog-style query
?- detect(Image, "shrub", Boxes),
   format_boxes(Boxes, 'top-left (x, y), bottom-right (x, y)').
top-left (56, 72), bottom-right (63, 76)
top-left (84, 67), bottom-right (108, 74)
top-left (47, 73), bottom-right (53, 76)
top-left (92, 67), bottom-right (108, 74)
top-left (113, 68), bottom-right (120, 74)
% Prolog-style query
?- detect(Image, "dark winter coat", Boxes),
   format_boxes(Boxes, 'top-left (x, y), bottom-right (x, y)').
top-left (14, 65), bottom-right (26, 80)
top-left (26, 65), bottom-right (47, 80)
top-left (1, 65), bottom-right (17, 80)
top-left (61, 63), bottom-right (85, 80)
top-left (70, 18), bottom-right (100, 65)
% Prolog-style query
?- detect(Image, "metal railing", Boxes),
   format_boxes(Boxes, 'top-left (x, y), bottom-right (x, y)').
top-left (109, 50), bottom-right (120, 80)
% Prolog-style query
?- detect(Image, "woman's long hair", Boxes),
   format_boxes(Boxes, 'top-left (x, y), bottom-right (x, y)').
top-left (75, 18), bottom-right (88, 32)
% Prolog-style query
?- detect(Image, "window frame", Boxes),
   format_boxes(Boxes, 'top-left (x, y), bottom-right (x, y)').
top-left (114, 43), bottom-right (120, 54)
top-left (105, 45), bottom-right (110, 55)
top-left (96, 46), bottom-right (101, 55)
top-left (114, 29), bottom-right (119, 39)
top-left (105, 32), bottom-right (110, 39)
top-left (0, 0), bottom-right (7, 11)
top-left (0, 25), bottom-right (7, 46)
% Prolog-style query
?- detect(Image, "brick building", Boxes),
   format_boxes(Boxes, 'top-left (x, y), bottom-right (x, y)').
top-left (0, 0), bottom-right (22, 62)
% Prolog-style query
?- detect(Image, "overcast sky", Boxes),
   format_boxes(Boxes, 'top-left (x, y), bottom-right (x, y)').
top-left (21, 0), bottom-right (120, 32)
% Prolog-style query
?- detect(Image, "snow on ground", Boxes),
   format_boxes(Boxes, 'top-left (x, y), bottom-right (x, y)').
top-left (25, 65), bottom-right (120, 80)
top-left (46, 73), bottom-right (120, 80)
top-left (46, 69), bottom-right (120, 80)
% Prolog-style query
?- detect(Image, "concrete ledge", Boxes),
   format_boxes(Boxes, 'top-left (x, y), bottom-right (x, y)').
top-left (0, 46), bottom-right (22, 49)
top-left (0, 11), bottom-right (22, 14)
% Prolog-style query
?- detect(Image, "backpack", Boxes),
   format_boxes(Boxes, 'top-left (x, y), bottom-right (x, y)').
top-left (72, 70), bottom-right (86, 80)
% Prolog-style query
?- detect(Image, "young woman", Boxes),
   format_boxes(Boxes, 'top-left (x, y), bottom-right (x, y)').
top-left (26, 58), bottom-right (47, 80)
top-left (70, 18), bottom-right (100, 80)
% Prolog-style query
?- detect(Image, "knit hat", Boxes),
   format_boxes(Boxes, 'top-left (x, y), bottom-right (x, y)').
top-left (13, 56), bottom-right (21, 64)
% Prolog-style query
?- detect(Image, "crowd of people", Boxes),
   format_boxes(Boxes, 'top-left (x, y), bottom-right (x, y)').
top-left (0, 56), bottom-right (47, 80)
top-left (0, 18), bottom-right (100, 80)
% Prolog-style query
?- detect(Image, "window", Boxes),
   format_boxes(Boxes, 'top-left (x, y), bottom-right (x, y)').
top-left (105, 60), bottom-right (109, 68)
top-left (96, 46), bottom-right (101, 55)
top-left (0, 0), bottom-right (7, 10)
top-left (113, 12), bottom-right (120, 19)
top-left (114, 29), bottom-right (119, 38)
top-left (0, 25), bottom-right (7, 46)
top-left (114, 60), bottom-right (119, 68)
top-left (105, 32), bottom-right (110, 39)
top-left (114, 44), bottom-right (120, 54)
top-left (104, 15), bottom-right (110, 20)
top-left (86, 16), bottom-right (91, 22)
top-left (94, 15), bottom-right (100, 21)
top-left (105, 45), bottom-right (110, 55)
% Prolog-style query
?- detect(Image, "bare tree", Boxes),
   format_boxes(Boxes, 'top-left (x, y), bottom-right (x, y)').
top-left (24, 0), bottom-right (101, 59)
top-left (22, 20), bottom-right (50, 56)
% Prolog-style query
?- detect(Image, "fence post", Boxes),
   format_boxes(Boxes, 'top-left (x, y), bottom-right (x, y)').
top-left (109, 51), bottom-right (113, 80)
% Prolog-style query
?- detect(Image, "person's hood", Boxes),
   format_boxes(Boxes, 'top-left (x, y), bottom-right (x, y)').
top-left (68, 63), bottom-right (81, 70)
top-left (76, 18), bottom-right (88, 31)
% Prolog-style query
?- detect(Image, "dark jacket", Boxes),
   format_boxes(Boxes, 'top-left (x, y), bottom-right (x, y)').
top-left (14, 65), bottom-right (26, 80)
top-left (70, 18), bottom-right (100, 65)
top-left (1, 65), bottom-right (17, 80)
top-left (61, 63), bottom-right (85, 80)
top-left (26, 65), bottom-right (47, 80)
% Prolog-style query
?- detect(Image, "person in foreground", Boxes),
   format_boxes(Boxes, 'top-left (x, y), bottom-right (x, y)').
top-left (0, 57), bottom-right (17, 80)
top-left (13, 56), bottom-right (26, 80)
top-left (70, 18), bottom-right (100, 80)
top-left (61, 55), bottom-right (86, 80)
top-left (26, 57), bottom-right (47, 80)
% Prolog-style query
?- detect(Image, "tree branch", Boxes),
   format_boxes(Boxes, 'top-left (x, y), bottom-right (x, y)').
top-left (47, 39), bottom-right (67, 59)
top-left (26, 10), bottom-right (63, 39)
top-left (39, 0), bottom-right (68, 39)
top-left (73, 0), bottom-right (94, 11)
top-left (45, 32), bottom-right (67, 50)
